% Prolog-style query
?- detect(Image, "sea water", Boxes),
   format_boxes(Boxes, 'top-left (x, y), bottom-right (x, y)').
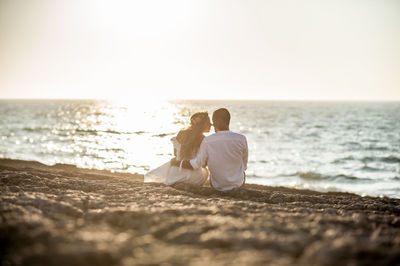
top-left (1, 99), bottom-right (399, 198)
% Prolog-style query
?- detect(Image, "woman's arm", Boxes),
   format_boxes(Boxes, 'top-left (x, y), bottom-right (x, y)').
top-left (170, 157), bottom-right (194, 170)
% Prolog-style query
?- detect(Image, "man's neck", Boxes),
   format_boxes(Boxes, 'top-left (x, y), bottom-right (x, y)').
top-left (215, 127), bottom-right (229, 132)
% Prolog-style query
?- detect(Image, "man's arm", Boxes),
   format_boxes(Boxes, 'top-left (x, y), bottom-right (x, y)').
top-left (189, 140), bottom-right (208, 169)
top-left (243, 137), bottom-right (248, 171)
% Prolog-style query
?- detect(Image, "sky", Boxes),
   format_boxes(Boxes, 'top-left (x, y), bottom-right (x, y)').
top-left (0, 0), bottom-right (399, 101)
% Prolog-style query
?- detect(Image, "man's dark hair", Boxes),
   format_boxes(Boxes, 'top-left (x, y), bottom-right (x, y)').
top-left (212, 108), bottom-right (230, 127)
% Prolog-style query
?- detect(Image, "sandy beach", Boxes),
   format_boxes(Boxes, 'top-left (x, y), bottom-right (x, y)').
top-left (1, 158), bottom-right (400, 265)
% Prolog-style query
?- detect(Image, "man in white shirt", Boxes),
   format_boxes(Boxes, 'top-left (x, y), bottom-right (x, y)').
top-left (171, 108), bottom-right (248, 192)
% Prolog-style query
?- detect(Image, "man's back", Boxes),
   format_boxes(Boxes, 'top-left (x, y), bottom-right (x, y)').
top-left (190, 130), bottom-right (248, 191)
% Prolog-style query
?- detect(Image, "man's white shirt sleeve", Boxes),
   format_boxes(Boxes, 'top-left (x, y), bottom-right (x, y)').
top-left (189, 140), bottom-right (208, 169)
top-left (243, 137), bottom-right (248, 171)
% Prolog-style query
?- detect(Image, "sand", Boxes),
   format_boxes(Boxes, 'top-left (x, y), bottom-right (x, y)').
top-left (1, 158), bottom-right (399, 265)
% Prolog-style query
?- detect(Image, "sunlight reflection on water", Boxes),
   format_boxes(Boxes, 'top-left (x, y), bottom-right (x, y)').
top-left (77, 99), bottom-right (184, 172)
top-left (0, 99), bottom-right (400, 198)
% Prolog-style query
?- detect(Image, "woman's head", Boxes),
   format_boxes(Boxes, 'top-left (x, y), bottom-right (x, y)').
top-left (190, 112), bottom-right (211, 133)
top-left (178, 112), bottom-right (210, 160)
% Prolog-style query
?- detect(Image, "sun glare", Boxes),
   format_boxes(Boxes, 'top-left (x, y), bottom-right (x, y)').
top-left (96, 98), bottom-right (182, 172)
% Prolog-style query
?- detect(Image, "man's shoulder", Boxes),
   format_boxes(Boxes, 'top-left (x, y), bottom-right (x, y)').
top-left (229, 131), bottom-right (246, 139)
top-left (203, 133), bottom-right (218, 142)
top-left (204, 131), bottom-right (246, 142)
top-left (223, 131), bottom-right (246, 140)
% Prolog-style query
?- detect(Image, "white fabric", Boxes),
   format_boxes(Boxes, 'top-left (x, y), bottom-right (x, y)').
top-left (143, 161), bottom-right (171, 183)
top-left (190, 130), bottom-right (248, 191)
top-left (165, 165), bottom-right (208, 186)
top-left (144, 137), bottom-right (208, 185)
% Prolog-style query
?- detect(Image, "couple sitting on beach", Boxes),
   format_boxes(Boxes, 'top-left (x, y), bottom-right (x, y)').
top-left (144, 108), bottom-right (248, 192)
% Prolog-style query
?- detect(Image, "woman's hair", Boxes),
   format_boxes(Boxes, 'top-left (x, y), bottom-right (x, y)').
top-left (177, 112), bottom-right (209, 160)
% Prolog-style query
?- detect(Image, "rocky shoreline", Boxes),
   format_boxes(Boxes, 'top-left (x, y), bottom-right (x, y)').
top-left (1, 158), bottom-right (400, 265)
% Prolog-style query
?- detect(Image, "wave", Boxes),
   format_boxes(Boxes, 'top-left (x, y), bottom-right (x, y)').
top-left (133, 131), bottom-right (146, 135)
top-left (343, 142), bottom-right (390, 151)
top-left (362, 156), bottom-right (400, 164)
top-left (23, 126), bottom-right (51, 132)
top-left (15, 126), bottom-right (154, 138)
top-left (75, 129), bottom-right (99, 135)
top-left (332, 156), bottom-right (356, 164)
top-left (244, 173), bottom-right (262, 178)
top-left (295, 171), bottom-right (325, 180)
top-left (152, 133), bottom-right (175, 138)
top-left (364, 144), bottom-right (389, 151)
top-left (360, 165), bottom-right (381, 172)
top-left (74, 129), bottom-right (149, 135)
top-left (22, 127), bottom-right (74, 137)
top-left (291, 171), bottom-right (367, 181)
top-left (101, 130), bottom-right (147, 135)
top-left (333, 155), bottom-right (400, 164)
top-left (344, 141), bottom-right (363, 147)
top-left (99, 148), bottom-right (125, 152)
top-left (292, 183), bottom-right (341, 193)
top-left (381, 156), bottom-right (400, 164)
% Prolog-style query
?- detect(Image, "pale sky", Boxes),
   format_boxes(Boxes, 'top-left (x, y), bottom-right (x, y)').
top-left (0, 0), bottom-right (399, 101)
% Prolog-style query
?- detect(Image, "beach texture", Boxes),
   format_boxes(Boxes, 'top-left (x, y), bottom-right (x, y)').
top-left (1, 158), bottom-right (400, 265)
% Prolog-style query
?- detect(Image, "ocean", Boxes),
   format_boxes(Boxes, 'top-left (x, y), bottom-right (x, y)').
top-left (1, 99), bottom-right (399, 198)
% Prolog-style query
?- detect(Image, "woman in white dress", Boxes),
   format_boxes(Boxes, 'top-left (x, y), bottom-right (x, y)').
top-left (144, 112), bottom-right (211, 186)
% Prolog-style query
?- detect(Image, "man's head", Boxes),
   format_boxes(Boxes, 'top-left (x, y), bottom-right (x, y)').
top-left (212, 108), bottom-right (230, 131)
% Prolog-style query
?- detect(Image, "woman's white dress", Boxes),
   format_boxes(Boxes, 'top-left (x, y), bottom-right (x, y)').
top-left (144, 137), bottom-right (208, 186)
